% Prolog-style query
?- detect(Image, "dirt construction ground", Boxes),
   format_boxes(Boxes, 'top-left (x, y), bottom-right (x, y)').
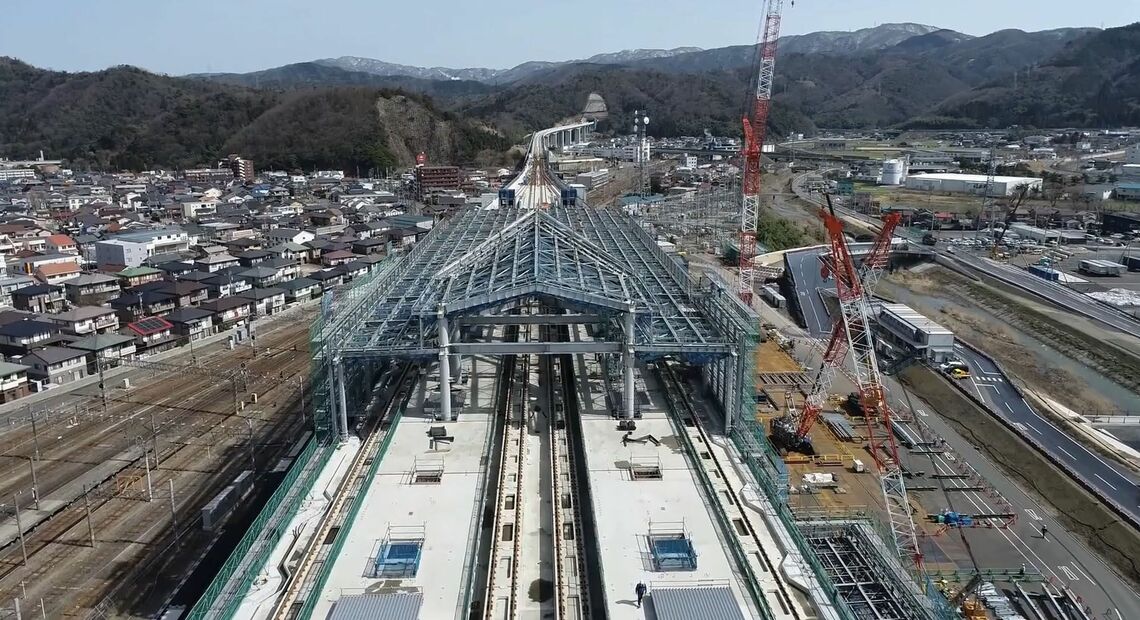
top-left (880, 267), bottom-right (1140, 414)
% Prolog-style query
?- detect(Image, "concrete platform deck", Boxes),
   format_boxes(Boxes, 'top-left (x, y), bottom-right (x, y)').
top-left (310, 355), bottom-right (499, 620)
top-left (578, 363), bottom-right (757, 619)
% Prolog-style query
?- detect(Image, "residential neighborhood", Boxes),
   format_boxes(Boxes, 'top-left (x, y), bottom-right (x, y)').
top-left (0, 155), bottom-right (508, 400)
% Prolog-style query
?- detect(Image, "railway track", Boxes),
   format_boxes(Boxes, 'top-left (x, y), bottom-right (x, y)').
top-left (550, 328), bottom-right (590, 620)
top-left (484, 345), bottom-right (530, 619)
top-left (0, 323), bottom-right (311, 507)
top-left (269, 364), bottom-right (414, 620)
top-left (0, 318), bottom-right (314, 617)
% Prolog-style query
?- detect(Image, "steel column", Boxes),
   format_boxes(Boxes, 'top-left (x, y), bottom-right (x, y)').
top-left (624, 305), bottom-right (636, 419)
top-left (437, 305), bottom-right (452, 421)
top-left (335, 358), bottom-right (348, 440)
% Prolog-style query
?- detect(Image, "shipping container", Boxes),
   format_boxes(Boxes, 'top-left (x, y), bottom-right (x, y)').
top-left (1028, 265), bottom-right (1060, 281)
top-left (760, 285), bottom-right (785, 308)
top-left (201, 485), bottom-right (237, 531)
top-left (1123, 255), bottom-right (1140, 272)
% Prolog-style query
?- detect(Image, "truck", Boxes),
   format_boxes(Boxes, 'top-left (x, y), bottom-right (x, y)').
top-left (1078, 259), bottom-right (1123, 277)
top-left (921, 232), bottom-right (938, 246)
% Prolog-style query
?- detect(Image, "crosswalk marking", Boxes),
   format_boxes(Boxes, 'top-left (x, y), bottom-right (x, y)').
top-left (974, 376), bottom-right (1004, 383)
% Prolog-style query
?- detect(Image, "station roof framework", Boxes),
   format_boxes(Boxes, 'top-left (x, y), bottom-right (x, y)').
top-left (323, 204), bottom-right (756, 362)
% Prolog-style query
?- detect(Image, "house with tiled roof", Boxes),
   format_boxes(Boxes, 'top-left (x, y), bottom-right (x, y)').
top-left (63, 272), bottom-right (120, 306)
top-left (22, 346), bottom-right (88, 389)
top-left (33, 261), bottom-right (80, 284)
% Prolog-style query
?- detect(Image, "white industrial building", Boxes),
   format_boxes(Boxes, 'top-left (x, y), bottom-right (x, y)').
top-left (875, 303), bottom-right (955, 363)
top-left (1127, 143), bottom-right (1140, 165)
top-left (878, 159), bottom-right (907, 185)
top-left (904, 173), bottom-right (1042, 196)
top-left (1006, 223), bottom-right (1060, 244)
top-left (574, 169), bottom-right (610, 190)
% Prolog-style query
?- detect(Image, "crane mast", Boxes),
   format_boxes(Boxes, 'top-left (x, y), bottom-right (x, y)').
top-left (772, 211), bottom-right (901, 454)
top-left (820, 206), bottom-right (924, 575)
top-left (738, 0), bottom-right (785, 304)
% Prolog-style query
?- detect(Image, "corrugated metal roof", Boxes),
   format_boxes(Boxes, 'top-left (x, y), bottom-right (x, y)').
top-left (650, 585), bottom-right (747, 620)
top-left (328, 593), bottom-right (422, 620)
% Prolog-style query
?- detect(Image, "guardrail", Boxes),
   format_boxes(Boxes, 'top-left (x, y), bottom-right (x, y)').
top-left (656, 364), bottom-right (778, 620)
top-left (291, 372), bottom-right (414, 619)
top-left (936, 339), bottom-right (1139, 530)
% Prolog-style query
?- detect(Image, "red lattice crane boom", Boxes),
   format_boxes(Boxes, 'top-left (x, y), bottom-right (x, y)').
top-left (738, 0), bottom-right (786, 304)
top-left (772, 211), bottom-right (901, 453)
top-left (821, 203), bottom-right (925, 575)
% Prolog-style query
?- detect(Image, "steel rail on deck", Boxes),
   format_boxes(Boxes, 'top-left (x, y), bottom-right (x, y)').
top-left (267, 365), bottom-right (414, 619)
top-left (483, 333), bottom-right (530, 619)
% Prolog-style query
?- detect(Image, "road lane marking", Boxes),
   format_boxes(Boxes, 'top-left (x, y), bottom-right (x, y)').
top-left (916, 409), bottom-right (928, 417)
top-left (1005, 402), bottom-right (1015, 414)
top-left (1095, 474), bottom-right (1119, 492)
top-left (1025, 509), bottom-right (1042, 521)
top-left (1057, 446), bottom-right (1077, 460)
top-left (1019, 402), bottom-right (1139, 487)
top-left (1059, 565), bottom-right (1079, 581)
top-left (1068, 437), bottom-right (1139, 487)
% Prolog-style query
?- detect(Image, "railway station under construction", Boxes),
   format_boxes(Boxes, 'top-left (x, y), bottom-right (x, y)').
top-left (183, 124), bottom-right (974, 620)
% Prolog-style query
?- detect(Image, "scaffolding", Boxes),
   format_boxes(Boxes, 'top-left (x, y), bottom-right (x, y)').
top-left (371, 525), bottom-right (427, 578)
top-left (801, 520), bottom-right (937, 620)
top-left (647, 521), bottom-right (698, 571)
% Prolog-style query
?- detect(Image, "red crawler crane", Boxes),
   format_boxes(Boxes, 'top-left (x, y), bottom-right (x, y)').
top-left (738, 0), bottom-right (786, 304)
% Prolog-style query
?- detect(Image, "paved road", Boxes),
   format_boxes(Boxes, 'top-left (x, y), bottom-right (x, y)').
top-left (697, 257), bottom-right (1140, 617)
top-left (783, 247), bottom-right (833, 336)
top-left (951, 343), bottom-right (1140, 523)
top-left (892, 380), bottom-right (1140, 620)
top-left (792, 168), bottom-right (1140, 341)
top-left (793, 332), bottom-right (1140, 619)
top-left (950, 252), bottom-right (1140, 340)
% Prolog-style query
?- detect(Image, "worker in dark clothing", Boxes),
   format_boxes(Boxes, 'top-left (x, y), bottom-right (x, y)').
top-left (1041, 524), bottom-right (1048, 541)
top-left (635, 581), bottom-right (648, 608)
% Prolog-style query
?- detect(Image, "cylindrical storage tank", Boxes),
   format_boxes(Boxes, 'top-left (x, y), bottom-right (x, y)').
top-left (880, 159), bottom-right (905, 185)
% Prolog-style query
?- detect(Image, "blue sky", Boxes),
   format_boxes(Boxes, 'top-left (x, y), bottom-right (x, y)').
top-left (1, 0), bottom-right (1132, 74)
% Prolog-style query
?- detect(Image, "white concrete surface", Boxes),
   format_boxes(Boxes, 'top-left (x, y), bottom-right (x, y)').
top-left (310, 357), bottom-right (497, 620)
top-left (578, 365), bottom-right (756, 618)
top-left (236, 437), bottom-right (363, 620)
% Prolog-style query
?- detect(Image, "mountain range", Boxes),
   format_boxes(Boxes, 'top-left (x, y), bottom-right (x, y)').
top-left (195, 24), bottom-right (949, 86)
top-left (2, 22), bottom-right (1138, 171)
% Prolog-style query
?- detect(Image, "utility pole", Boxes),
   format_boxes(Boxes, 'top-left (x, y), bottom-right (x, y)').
top-left (26, 458), bottom-right (38, 510)
top-left (150, 410), bottom-right (160, 465)
top-left (28, 407), bottom-right (39, 461)
top-left (82, 486), bottom-right (95, 548)
top-left (246, 417), bottom-right (255, 471)
top-left (98, 358), bottom-right (107, 414)
top-left (298, 376), bottom-right (307, 425)
top-left (143, 451), bottom-right (154, 502)
top-left (13, 495), bottom-right (27, 566)
top-left (168, 479), bottom-right (177, 531)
